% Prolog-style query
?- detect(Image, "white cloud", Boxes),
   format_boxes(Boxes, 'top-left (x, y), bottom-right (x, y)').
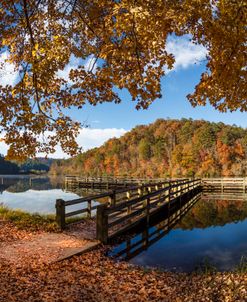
top-left (84, 55), bottom-right (97, 73)
top-left (0, 51), bottom-right (19, 86)
top-left (166, 35), bottom-right (207, 72)
top-left (57, 54), bottom-right (98, 83)
top-left (56, 54), bottom-right (82, 84)
top-left (0, 127), bottom-right (127, 159)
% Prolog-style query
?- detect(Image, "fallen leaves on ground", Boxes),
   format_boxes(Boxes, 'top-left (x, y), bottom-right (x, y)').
top-left (0, 221), bottom-right (246, 302)
top-left (0, 220), bottom-right (36, 243)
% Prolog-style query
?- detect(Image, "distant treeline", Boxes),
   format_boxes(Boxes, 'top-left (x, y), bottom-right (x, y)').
top-left (0, 155), bottom-right (19, 174)
top-left (49, 118), bottom-right (247, 177)
top-left (0, 155), bottom-right (54, 174)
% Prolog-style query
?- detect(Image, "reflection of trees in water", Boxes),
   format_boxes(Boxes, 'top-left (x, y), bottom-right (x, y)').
top-left (177, 199), bottom-right (247, 230)
top-left (110, 194), bottom-right (201, 261)
top-left (1, 176), bottom-right (65, 193)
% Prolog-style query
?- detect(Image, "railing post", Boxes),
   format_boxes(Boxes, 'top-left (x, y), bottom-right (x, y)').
top-left (108, 190), bottom-right (116, 206)
top-left (138, 185), bottom-right (143, 197)
top-left (167, 181), bottom-right (172, 212)
top-left (168, 182), bottom-right (171, 203)
top-left (143, 197), bottom-right (150, 225)
top-left (96, 203), bottom-right (108, 244)
top-left (146, 197), bottom-right (150, 225)
top-left (87, 200), bottom-right (92, 218)
top-left (126, 191), bottom-right (132, 214)
top-left (56, 199), bottom-right (66, 230)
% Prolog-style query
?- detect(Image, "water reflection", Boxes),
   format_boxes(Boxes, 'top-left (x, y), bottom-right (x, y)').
top-left (0, 175), bottom-right (103, 214)
top-left (109, 192), bottom-right (247, 272)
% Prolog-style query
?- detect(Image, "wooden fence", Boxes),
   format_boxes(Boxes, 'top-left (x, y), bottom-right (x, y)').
top-left (202, 178), bottom-right (247, 192)
top-left (111, 193), bottom-right (201, 260)
top-left (65, 175), bottom-right (171, 189)
top-left (56, 179), bottom-right (201, 239)
top-left (96, 178), bottom-right (201, 243)
top-left (57, 179), bottom-right (179, 229)
top-left (56, 176), bottom-right (247, 243)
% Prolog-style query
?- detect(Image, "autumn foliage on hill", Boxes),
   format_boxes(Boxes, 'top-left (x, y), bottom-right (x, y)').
top-left (50, 119), bottom-right (247, 177)
top-left (0, 1), bottom-right (246, 159)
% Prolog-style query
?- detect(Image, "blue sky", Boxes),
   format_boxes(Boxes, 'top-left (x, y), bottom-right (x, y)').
top-left (78, 63), bottom-right (247, 130)
top-left (0, 36), bottom-right (246, 158)
top-left (67, 35), bottom-right (246, 131)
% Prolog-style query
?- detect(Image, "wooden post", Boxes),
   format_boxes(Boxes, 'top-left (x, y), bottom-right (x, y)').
top-left (138, 186), bottom-right (143, 197)
top-left (144, 197), bottom-right (150, 225)
top-left (126, 191), bottom-right (131, 214)
top-left (87, 200), bottom-right (92, 218)
top-left (96, 203), bottom-right (108, 244)
top-left (56, 199), bottom-right (66, 230)
top-left (168, 182), bottom-right (171, 204)
top-left (108, 190), bottom-right (116, 206)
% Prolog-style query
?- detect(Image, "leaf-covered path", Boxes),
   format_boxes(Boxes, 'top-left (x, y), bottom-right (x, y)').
top-left (0, 220), bottom-right (98, 265)
top-left (0, 220), bottom-right (246, 302)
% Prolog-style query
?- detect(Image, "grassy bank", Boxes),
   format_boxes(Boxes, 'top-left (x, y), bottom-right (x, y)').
top-left (1, 204), bottom-right (246, 274)
top-left (0, 204), bottom-right (88, 232)
top-left (0, 204), bottom-right (59, 232)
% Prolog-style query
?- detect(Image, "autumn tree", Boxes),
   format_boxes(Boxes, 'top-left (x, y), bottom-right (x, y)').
top-left (138, 138), bottom-right (151, 161)
top-left (50, 119), bottom-right (247, 177)
top-left (0, 0), bottom-right (246, 159)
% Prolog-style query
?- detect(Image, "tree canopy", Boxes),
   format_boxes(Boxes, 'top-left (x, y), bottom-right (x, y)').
top-left (49, 119), bottom-right (247, 178)
top-left (0, 0), bottom-right (246, 159)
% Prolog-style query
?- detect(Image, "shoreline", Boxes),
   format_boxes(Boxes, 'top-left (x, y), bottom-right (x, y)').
top-left (0, 215), bottom-right (246, 301)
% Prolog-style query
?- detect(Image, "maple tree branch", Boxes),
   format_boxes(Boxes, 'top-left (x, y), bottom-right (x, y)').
top-left (23, 0), bottom-right (55, 122)
top-left (132, 17), bottom-right (144, 85)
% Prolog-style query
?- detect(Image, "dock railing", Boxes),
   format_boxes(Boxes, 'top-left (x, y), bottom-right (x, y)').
top-left (202, 178), bottom-right (247, 192)
top-left (96, 178), bottom-right (201, 243)
top-left (56, 178), bottom-right (201, 231)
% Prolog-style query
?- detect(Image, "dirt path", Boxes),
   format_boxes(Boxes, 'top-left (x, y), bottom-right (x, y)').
top-left (0, 220), bottom-right (99, 266)
top-left (0, 220), bottom-right (246, 302)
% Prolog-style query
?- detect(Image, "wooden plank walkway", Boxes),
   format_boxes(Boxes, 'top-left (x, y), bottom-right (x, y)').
top-left (111, 193), bottom-right (201, 261)
top-left (57, 177), bottom-right (247, 244)
top-left (202, 178), bottom-right (247, 192)
top-left (57, 178), bottom-right (201, 243)
top-left (65, 175), bottom-right (168, 190)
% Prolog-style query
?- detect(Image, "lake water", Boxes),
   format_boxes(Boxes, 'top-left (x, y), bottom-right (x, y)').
top-left (0, 175), bottom-right (99, 214)
top-left (1, 175), bottom-right (246, 272)
top-left (109, 192), bottom-right (247, 272)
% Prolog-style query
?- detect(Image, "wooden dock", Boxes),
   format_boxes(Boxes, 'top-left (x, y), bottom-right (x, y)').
top-left (111, 193), bottom-right (201, 260)
top-left (57, 178), bottom-right (201, 243)
top-left (202, 178), bottom-right (247, 192)
top-left (57, 177), bottom-right (247, 244)
top-left (65, 175), bottom-right (168, 190)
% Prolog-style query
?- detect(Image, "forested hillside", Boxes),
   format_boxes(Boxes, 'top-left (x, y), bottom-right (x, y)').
top-left (0, 155), bottom-right (54, 174)
top-left (0, 155), bottom-right (20, 174)
top-left (18, 158), bottom-right (54, 173)
top-left (50, 119), bottom-right (247, 177)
